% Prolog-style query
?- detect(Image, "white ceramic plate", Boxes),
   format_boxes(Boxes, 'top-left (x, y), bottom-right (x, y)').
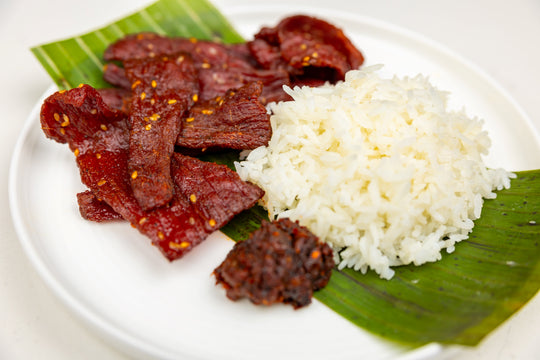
top-left (9, 4), bottom-right (540, 360)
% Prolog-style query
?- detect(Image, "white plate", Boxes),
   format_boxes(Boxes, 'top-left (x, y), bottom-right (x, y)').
top-left (9, 4), bottom-right (540, 360)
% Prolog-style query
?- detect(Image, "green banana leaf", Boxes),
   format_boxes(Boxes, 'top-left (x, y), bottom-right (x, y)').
top-left (31, 0), bottom-right (243, 90)
top-left (31, 0), bottom-right (540, 348)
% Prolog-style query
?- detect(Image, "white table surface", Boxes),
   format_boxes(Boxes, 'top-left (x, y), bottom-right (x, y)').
top-left (1, 0), bottom-right (539, 359)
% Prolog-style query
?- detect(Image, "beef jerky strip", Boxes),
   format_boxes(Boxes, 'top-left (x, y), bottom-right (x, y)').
top-left (104, 33), bottom-right (187, 62)
top-left (77, 190), bottom-right (124, 222)
top-left (74, 152), bottom-right (265, 259)
top-left (247, 27), bottom-right (285, 72)
top-left (103, 33), bottom-right (290, 104)
top-left (248, 15), bottom-right (364, 83)
top-left (213, 218), bottom-right (334, 309)
top-left (171, 153), bottom-right (264, 231)
top-left (103, 33), bottom-right (254, 70)
top-left (41, 85), bottom-right (264, 260)
top-left (78, 149), bottom-right (263, 260)
top-left (176, 82), bottom-right (271, 154)
top-left (75, 148), bottom-right (268, 227)
top-left (40, 84), bottom-right (126, 152)
top-left (197, 66), bottom-right (290, 104)
top-left (74, 142), bottom-right (208, 260)
top-left (107, 59), bottom-right (290, 105)
top-left (180, 40), bottom-right (290, 102)
top-left (97, 87), bottom-right (130, 114)
top-left (124, 54), bottom-right (198, 210)
top-left (161, 152), bottom-right (264, 260)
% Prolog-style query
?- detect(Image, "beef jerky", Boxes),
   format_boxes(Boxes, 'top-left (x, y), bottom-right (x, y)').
top-left (147, 152), bottom-right (264, 260)
top-left (104, 33), bottom-right (189, 62)
top-left (41, 86), bottom-right (264, 260)
top-left (161, 153), bottom-right (265, 258)
top-left (78, 150), bottom-right (263, 260)
top-left (103, 34), bottom-right (291, 104)
top-left (75, 152), bottom-right (267, 254)
top-left (97, 87), bottom-right (130, 114)
top-left (247, 37), bottom-right (284, 73)
top-left (226, 43), bottom-right (260, 68)
top-left (77, 190), bottom-right (123, 222)
top-left (189, 40), bottom-right (254, 71)
top-left (176, 82), bottom-right (271, 153)
top-left (184, 41), bottom-right (290, 102)
top-left (104, 33), bottom-right (253, 70)
top-left (103, 63), bottom-right (131, 89)
top-left (249, 15), bottom-right (364, 83)
top-left (40, 84), bottom-right (127, 153)
top-left (171, 153), bottom-right (264, 229)
top-left (213, 218), bottom-right (334, 309)
top-left (197, 67), bottom-right (290, 104)
top-left (124, 54), bottom-right (198, 210)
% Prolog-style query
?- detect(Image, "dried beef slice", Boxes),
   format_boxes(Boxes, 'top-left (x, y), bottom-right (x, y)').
top-left (176, 81), bottom-right (271, 154)
top-left (103, 15), bottom-right (363, 105)
top-left (77, 190), bottom-right (124, 222)
top-left (104, 32), bottom-right (193, 62)
top-left (77, 149), bottom-right (263, 260)
top-left (97, 87), bottom-right (131, 114)
top-left (103, 33), bottom-right (292, 104)
top-left (102, 63), bottom-right (131, 90)
top-left (213, 218), bottom-right (334, 309)
top-left (197, 64), bottom-right (290, 105)
top-left (157, 152), bottom-right (264, 260)
top-left (248, 15), bottom-right (364, 85)
top-left (41, 86), bottom-right (264, 261)
top-left (124, 54), bottom-right (198, 210)
top-left (40, 84), bottom-right (127, 151)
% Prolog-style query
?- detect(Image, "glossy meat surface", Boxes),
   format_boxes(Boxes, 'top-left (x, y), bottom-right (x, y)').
top-left (176, 82), bottom-right (271, 153)
top-left (103, 33), bottom-right (292, 104)
top-left (124, 54), bottom-right (198, 210)
top-left (77, 190), bottom-right (124, 222)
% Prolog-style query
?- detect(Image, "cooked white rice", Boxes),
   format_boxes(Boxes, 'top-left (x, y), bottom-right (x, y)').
top-left (235, 65), bottom-right (514, 279)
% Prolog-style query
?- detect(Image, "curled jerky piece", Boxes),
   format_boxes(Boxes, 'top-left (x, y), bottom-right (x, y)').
top-left (40, 84), bottom-right (128, 153)
top-left (77, 190), bottom-right (123, 222)
top-left (176, 82), bottom-right (271, 153)
top-left (97, 87), bottom-right (131, 114)
top-left (249, 15), bottom-right (364, 84)
top-left (213, 218), bottom-right (334, 309)
top-left (124, 54), bottom-right (198, 210)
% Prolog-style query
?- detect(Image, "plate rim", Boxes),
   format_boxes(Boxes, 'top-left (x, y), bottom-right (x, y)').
top-left (9, 4), bottom-right (540, 360)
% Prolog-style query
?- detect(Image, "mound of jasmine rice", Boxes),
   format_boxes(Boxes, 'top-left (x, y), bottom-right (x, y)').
top-left (235, 65), bottom-right (514, 279)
